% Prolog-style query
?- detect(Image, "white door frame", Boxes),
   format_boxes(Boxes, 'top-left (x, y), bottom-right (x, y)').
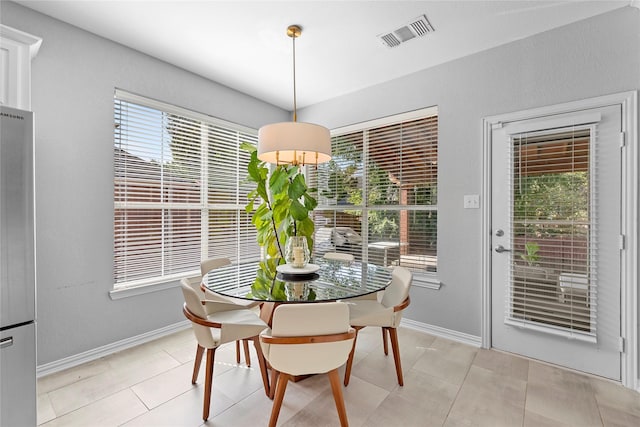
top-left (481, 91), bottom-right (638, 390)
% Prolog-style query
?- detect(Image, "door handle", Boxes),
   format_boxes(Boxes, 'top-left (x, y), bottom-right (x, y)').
top-left (494, 245), bottom-right (511, 253)
top-left (0, 337), bottom-right (13, 349)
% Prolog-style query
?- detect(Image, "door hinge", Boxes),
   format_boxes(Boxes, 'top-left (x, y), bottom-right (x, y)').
top-left (619, 234), bottom-right (626, 250)
top-left (618, 337), bottom-right (625, 353)
top-left (620, 132), bottom-right (626, 148)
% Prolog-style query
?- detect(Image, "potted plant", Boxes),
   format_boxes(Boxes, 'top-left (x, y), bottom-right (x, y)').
top-left (241, 143), bottom-right (317, 299)
top-left (514, 240), bottom-right (552, 281)
top-left (520, 241), bottom-right (540, 266)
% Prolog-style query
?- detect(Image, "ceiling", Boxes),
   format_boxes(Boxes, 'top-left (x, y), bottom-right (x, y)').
top-left (14, 0), bottom-right (630, 110)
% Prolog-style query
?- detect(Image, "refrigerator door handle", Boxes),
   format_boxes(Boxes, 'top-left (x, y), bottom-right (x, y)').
top-left (0, 336), bottom-right (14, 349)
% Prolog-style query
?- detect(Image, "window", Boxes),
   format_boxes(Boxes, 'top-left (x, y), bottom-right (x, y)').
top-left (509, 127), bottom-right (594, 335)
top-left (113, 90), bottom-right (259, 289)
top-left (309, 107), bottom-right (438, 279)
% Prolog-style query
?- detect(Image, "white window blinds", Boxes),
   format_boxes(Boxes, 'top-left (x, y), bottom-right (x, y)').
top-left (310, 108), bottom-right (438, 274)
top-left (507, 126), bottom-right (596, 339)
top-left (114, 91), bottom-right (259, 288)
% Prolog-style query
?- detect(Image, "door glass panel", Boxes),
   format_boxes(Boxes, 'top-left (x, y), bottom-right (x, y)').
top-left (509, 127), bottom-right (595, 336)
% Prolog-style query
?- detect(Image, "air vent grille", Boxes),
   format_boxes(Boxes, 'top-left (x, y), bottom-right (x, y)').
top-left (410, 17), bottom-right (431, 36)
top-left (380, 33), bottom-right (401, 48)
top-left (378, 14), bottom-right (434, 48)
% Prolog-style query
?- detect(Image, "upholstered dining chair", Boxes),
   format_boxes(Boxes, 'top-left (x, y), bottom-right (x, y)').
top-left (181, 276), bottom-right (268, 421)
top-left (260, 302), bottom-right (355, 427)
top-left (342, 266), bottom-right (412, 387)
top-left (200, 257), bottom-right (261, 366)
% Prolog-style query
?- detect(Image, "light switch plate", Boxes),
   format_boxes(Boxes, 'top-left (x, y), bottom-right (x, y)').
top-left (464, 194), bottom-right (480, 209)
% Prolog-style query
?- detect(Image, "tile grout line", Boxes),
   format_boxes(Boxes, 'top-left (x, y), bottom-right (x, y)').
top-left (435, 343), bottom-right (477, 426)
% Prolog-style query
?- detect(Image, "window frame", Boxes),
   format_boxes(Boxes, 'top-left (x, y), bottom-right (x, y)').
top-left (111, 89), bottom-right (259, 297)
top-left (311, 106), bottom-right (441, 289)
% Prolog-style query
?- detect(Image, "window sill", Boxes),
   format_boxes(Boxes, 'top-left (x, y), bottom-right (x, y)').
top-left (412, 274), bottom-right (442, 290)
top-left (109, 278), bottom-right (182, 300)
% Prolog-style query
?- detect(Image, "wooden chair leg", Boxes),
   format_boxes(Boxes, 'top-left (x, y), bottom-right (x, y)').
top-left (192, 344), bottom-right (204, 384)
top-left (202, 348), bottom-right (216, 421)
top-left (269, 370), bottom-right (280, 400)
top-left (343, 327), bottom-right (361, 386)
top-left (381, 328), bottom-right (388, 355)
top-left (235, 340), bottom-right (241, 363)
top-left (388, 327), bottom-right (404, 386)
top-left (242, 339), bottom-right (251, 367)
top-left (252, 337), bottom-right (271, 397)
top-left (268, 372), bottom-right (290, 427)
top-left (328, 368), bottom-right (349, 427)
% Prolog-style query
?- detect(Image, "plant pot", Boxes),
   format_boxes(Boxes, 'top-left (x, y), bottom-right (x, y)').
top-left (513, 264), bottom-right (555, 281)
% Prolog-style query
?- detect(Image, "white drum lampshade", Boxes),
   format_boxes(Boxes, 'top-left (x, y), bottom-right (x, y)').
top-left (257, 25), bottom-right (331, 166)
top-left (258, 121), bottom-right (331, 165)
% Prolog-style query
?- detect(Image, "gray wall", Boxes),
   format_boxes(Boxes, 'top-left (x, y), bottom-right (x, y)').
top-left (301, 6), bottom-right (640, 336)
top-left (2, 1), bottom-right (639, 367)
top-left (1, 1), bottom-right (288, 365)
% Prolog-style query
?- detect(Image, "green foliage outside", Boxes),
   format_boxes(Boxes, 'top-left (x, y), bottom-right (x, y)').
top-left (513, 171), bottom-right (589, 271)
top-left (513, 172), bottom-right (588, 238)
top-left (342, 166), bottom-right (436, 241)
top-left (241, 142), bottom-right (318, 300)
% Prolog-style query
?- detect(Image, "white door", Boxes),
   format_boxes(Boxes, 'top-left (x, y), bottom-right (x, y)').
top-left (490, 104), bottom-right (622, 380)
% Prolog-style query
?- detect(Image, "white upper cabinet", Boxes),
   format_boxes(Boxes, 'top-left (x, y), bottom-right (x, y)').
top-left (1, 25), bottom-right (42, 110)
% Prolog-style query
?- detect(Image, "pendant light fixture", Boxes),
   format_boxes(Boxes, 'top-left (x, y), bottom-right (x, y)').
top-left (257, 25), bottom-right (331, 166)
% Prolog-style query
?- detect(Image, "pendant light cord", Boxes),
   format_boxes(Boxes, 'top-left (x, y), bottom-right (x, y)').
top-left (292, 31), bottom-right (297, 122)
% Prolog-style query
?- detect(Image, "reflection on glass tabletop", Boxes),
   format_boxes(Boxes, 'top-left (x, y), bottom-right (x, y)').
top-left (202, 259), bottom-right (392, 303)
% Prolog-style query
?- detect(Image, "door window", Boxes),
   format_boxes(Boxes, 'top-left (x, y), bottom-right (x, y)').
top-left (509, 127), bottom-right (594, 338)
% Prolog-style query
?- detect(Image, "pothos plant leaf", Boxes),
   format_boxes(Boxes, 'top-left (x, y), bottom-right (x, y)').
top-left (272, 197), bottom-right (291, 223)
top-left (269, 166), bottom-right (288, 195)
top-left (289, 198), bottom-right (308, 221)
top-left (298, 217), bottom-right (315, 251)
top-left (303, 193), bottom-right (318, 211)
top-left (288, 173), bottom-right (307, 200)
top-left (239, 141), bottom-right (257, 154)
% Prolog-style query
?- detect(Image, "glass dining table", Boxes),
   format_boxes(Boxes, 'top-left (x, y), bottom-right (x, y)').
top-left (202, 257), bottom-right (393, 325)
top-left (201, 257), bottom-right (392, 306)
top-left (201, 258), bottom-right (393, 396)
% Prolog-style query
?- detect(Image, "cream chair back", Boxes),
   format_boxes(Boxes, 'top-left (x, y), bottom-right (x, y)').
top-left (181, 276), bottom-right (218, 349)
top-left (198, 256), bottom-right (259, 367)
top-left (200, 257), bottom-right (231, 276)
top-left (262, 302), bottom-right (353, 376)
top-left (381, 266), bottom-right (412, 309)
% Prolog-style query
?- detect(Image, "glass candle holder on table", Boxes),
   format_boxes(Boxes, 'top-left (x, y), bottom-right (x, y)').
top-left (285, 236), bottom-right (310, 268)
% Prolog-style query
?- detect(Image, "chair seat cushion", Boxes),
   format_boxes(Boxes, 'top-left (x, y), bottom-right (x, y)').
top-left (228, 298), bottom-right (261, 309)
top-left (209, 309), bottom-right (268, 345)
top-left (346, 300), bottom-right (396, 327)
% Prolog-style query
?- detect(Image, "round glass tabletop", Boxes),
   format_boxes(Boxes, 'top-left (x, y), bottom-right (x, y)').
top-left (202, 258), bottom-right (392, 303)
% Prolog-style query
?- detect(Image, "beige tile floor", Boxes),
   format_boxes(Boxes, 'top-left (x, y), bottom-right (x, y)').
top-left (37, 326), bottom-right (640, 426)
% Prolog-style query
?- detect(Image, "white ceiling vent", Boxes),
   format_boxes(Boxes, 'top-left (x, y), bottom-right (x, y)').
top-left (378, 14), bottom-right (434, 48)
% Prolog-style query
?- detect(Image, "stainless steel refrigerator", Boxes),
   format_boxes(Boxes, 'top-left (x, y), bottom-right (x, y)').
top-left (0, 106), bottom-right (36, 426)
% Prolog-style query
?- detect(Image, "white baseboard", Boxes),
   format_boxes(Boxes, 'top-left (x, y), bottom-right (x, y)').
top-left (37, 318), bottom-right (481, 378)
top-left (400, 318), bottom-right (482, 348)
top-left (36, 320), bottom-right (191, 378)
